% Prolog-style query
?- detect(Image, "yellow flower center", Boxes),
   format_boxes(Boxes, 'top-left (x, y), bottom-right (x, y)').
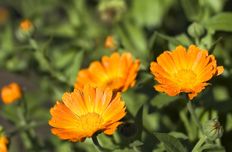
top-left (101, 76), bottom-right (124, 89)
top-left (174, 69), bottom-right (197, 89)
top-left (80, 113), bottom-right (104, 136)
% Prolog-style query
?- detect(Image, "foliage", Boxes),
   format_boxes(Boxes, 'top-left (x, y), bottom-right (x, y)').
top-left (0, 0), bottom-right (232, 151)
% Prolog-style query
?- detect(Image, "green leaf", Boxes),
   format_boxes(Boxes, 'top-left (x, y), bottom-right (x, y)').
top-left (226, 114), bottom-right (232, 132)
top-left (122, 90), bottom-right (147, 116)
top-left (134, 105), bottom-right (144, 139)
top-left (154, 133), bottom-right (188, 152)
top-left (204, 13), bottom-right (232, 32)
top-left (117, 21), bottom-right (147, 59)
top-left (156, 32), bottom-right (184, 47)
top-left (42, 23), bottom-right (76, 37)
top-left (130, 0), bottom-right (174, 27)
top-left (129, 140), bottom-right (143, 148)
top-left (53, 51), bottom-right (76, 70)
top-left (65, 51), bottom-right (84, 85)
top-left (169, 132), bottom-right (188, 140)
top-left (180, 0), bottom-right (201, 21)
top-left (151, 93), bottom-right (179, 109)
top-left (199, 144), bottom-right (225, 152)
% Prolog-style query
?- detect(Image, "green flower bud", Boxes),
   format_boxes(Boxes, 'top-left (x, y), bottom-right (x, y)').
top-left (98, 0), bottom-right (126, 24)
top-left (187, 22), bottom-right (206, 39)
top-left (203, 118), bottom-right (223, 141)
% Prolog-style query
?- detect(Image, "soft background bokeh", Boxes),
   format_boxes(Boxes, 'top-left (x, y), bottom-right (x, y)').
top-left (0, 0), bottom-right (232, 151)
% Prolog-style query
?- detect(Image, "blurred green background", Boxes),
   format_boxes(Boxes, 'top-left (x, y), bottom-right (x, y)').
top-left (0, 0), bottom-right (232, 151)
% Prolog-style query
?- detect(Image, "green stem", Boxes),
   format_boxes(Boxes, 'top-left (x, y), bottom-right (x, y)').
top-left (187, 101), bottom-right (203, 133)
top-left (195, 37), bottom-right (200, 46)
top-left (17, 100), bottom-right (41, 151)
top-left (192, 136), bottom-right (207, 152)
top-left (92, 135), bottom-right (105, 152)
top-left (30, 38), bottom-right (69, 85)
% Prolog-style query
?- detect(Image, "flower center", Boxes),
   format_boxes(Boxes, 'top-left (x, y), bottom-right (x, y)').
top-left (174, 69), bottom-right (197, 89)
top-left (102, 76), bottom-right (124, 89)
top-left (80, 113), bottom-right (104, 137)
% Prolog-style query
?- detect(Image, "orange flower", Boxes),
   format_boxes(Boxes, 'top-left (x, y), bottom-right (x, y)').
top-left (0, 135), bottom-right (8, 152)
top-left (150, 45), bottom-right (224, 100)
top-left (19, 19), bottom-right (33, 32)
top-left (0, 7), bottom-right (9, 25)
top-left (49, 85), bottom-right (126, 142)
top-left (1, 82), bottom-right (22, 104)
top-left (104, 36), bottom-right (117, 49)
top-left (75, 52), bottom-right (140, 92)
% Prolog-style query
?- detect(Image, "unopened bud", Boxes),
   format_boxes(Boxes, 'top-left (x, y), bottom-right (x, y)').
top-left (187, 22), bottom-right (206, 39)
top-left (104, 35), bottom-right (117, 50)
top-left (203, 118), bottom-right (223, 141)
top-left (98, 0), bottom-right (126, 24)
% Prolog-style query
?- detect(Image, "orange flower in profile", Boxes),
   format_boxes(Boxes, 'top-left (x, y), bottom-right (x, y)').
top-left (0, 135), bottom-right (8, 152)
top-left (150, 45), bottom-right (224, 100)
top-left (1, 82), bottom-right (22, 104)
top-left (75, 52), bottom-right (140, 92)
top-left (19, 19), bottom-right (33, 32)
top-left (49, 85), bottom-right (126, 142)
top-left (104, 36), bottom-right (117, 49)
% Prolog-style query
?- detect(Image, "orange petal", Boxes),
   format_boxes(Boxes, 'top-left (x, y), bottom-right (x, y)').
top-left (216, 66), bottom-right (224, 76)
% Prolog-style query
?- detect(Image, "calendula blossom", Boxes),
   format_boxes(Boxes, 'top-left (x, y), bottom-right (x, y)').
top-left (75, 52), bottom-right (140, 92)
top-left (150, 45), bottom-right (224, 100)
top-left (1, 82), bottom-right (22, 104)
top-left (49, 86), bottom-right (126, 142)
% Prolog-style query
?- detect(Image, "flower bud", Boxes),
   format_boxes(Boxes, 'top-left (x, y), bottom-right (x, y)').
top-left (1, 82), bottom-right (22, 104)
top-left (203, 118), bottom-right (223, 141)
top-left (187, 22), bottom-right (206, 39)
top-left (104, 35), bottom-right (117, 50)
top-left (16, 19), bottom-right (34, 41)
top-left (98, 0), bottom-right (126, 24)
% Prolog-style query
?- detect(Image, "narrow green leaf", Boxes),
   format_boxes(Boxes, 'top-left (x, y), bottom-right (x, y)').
top-left (151, 93), bottom-right (179, 109)
top-left (134, 105), bottom-right (144, 140)
top-left (65, 51), bottom-right (84, 85)
top-left (169, 132), bottom-right (188, 140)
top-left (180, 0), bottom-right (200, 21)
top-left (129, 140), bottom-right (143, 148)
top-left (205, 13), bottom-right (232, 32)
top-left (53, 51), bottom-right (76, 69)
top-left (199, 143), bottom-right (225, 152)
top-left (154, 133), bottom-right (188, 152)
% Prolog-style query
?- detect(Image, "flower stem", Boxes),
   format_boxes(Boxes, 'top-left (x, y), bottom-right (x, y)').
top-left (187, 101), bottom-right (203, 133)
top-left (192, 136), bottom-right (206, 152)
top-left (92, 135), bottom-right (105, 152)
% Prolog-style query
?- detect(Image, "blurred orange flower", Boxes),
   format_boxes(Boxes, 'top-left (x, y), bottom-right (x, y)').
top-left (0, 7), bottom-right (9, 25)
top-left (19, 19), bottom-right (33, 32)
top-left (150, 45), bottom-right (224, 100)
top-left (49, 86), bottom-right (126, 142)
top-left (1, 82), bottom-right (22, 104)
top-left (75, 52), bottom-right (140, 92)
top-left (104, 36), bottom-right (117, 49)
top-left (0, 135), bottom-right (8, 152)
